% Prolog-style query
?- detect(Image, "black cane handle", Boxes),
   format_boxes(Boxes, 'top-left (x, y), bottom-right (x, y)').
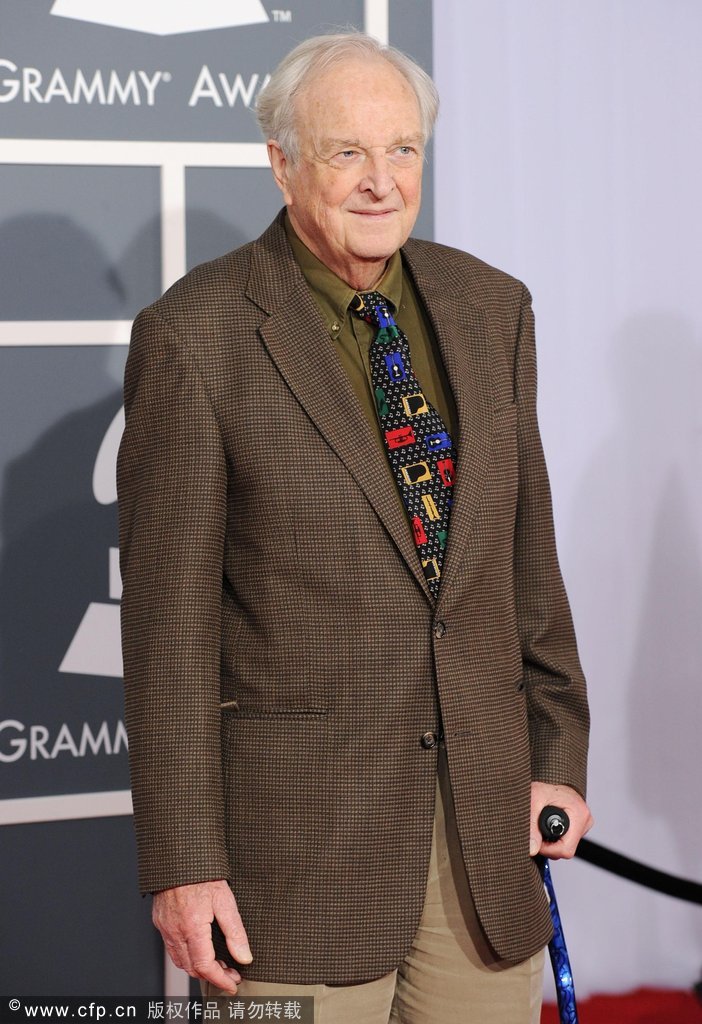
top-left (539, 805), bottom-right (570, 843)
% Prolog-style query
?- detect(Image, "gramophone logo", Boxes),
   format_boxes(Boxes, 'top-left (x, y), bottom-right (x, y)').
top-left (60, 408), bottom-right (124, 679)
top-left (50, 0), bottom-right (270, 35)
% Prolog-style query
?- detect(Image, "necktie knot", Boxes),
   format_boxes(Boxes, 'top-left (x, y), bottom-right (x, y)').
top-left (350, 291), bottom-right (396, 329)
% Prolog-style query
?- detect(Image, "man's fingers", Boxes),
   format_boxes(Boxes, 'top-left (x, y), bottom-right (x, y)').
top-left (213, 888), bottom-right (253, 964)
top-left (189, 951), bottom-right (241, 993)
top-left (164, 933), bottom-right (242, 992)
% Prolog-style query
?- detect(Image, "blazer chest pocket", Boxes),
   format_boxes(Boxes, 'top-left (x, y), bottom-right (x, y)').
top-left (492, 402), bottom-right (517, 432)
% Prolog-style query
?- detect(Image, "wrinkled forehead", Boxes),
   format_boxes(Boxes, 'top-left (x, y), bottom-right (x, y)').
top-left (293, 56), bottom-right (422, 144)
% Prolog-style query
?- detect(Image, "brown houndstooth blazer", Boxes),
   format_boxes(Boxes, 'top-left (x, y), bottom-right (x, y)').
top-left (117, 210), bottom-right (589, 984)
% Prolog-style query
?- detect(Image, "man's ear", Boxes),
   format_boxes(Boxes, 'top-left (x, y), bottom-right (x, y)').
top-left (267, 141), bottom-right (294, 206)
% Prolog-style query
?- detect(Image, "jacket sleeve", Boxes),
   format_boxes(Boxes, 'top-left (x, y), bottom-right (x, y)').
top-left (512, 285), bottom-right (590, 797)
top-left (117, 307), bottom-right (230, 894)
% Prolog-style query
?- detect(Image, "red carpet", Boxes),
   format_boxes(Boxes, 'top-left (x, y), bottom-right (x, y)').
top-left (541, 988), bottom-right (702, 1024)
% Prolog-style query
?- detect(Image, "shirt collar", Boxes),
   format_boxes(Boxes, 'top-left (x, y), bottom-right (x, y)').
top-left (284, 213), bottom-right (404, 339)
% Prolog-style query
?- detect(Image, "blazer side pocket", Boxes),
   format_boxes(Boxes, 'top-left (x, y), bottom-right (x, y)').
top-left (220, 703), bottom-right (328, 720)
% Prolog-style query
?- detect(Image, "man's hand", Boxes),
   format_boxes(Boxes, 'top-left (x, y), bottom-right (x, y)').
top-left (529, 782), bottom-right (593, 860)
top-left (152, 879), bottom-right (253, 994)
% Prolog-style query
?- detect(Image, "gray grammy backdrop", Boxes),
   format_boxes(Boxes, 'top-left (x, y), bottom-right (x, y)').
top-left (0, 0), bottom-right (434, 996)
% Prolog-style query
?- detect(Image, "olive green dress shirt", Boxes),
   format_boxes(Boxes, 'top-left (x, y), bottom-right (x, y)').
top-left (285, 216), bottom-right (458, 528)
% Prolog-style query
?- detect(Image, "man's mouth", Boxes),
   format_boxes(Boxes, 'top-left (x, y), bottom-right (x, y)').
top-left (351, 209), bottom-right (398, 217)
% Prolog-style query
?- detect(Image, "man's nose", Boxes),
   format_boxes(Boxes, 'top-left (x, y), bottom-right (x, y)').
top-left (359, 154), bottom-right (395, 198)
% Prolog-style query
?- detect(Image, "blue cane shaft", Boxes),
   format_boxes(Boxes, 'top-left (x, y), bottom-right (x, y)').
top-left (539, 857), bottom-right (579, 1024)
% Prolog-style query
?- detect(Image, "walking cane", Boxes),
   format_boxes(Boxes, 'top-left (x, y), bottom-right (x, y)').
top-left (538, 807), bottom-right (579, 1024)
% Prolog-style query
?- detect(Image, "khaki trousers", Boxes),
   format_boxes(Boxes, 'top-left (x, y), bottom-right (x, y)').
top-left (204, 744), bottom-right (544, 1023)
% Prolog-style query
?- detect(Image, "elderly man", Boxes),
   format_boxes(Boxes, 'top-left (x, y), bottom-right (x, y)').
top-left (118, 31), bottom-right (592, 1024)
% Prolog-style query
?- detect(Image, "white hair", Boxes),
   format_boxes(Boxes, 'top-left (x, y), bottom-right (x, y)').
top-left (256, 32), bottom-right (439, 162)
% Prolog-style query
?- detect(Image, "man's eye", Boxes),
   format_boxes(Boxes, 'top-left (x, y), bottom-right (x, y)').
top-left (388, 145), bottom-right (419, 163)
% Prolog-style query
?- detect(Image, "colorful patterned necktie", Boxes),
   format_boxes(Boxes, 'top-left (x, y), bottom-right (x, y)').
top-left (350, 291), bottom-right (457, 598)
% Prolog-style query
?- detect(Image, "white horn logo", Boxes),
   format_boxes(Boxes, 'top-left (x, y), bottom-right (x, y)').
top-left (60, 407), bottom-right (125, 679)
top-left (50, 0), bottom-right (270, 36)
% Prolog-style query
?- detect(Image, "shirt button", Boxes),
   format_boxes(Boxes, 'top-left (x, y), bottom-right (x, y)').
top-left (421, 731), bottom-right (439, 750)
top-left (433, 621), bottom-right (446, 639)
top-left (330, 320), bottom-right (341, 334)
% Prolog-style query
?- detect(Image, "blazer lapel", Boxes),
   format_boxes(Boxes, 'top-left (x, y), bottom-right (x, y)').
top-left (402, 246), bottom-right (494, 614)
top-left (247, 217), bottom-right (435, 604)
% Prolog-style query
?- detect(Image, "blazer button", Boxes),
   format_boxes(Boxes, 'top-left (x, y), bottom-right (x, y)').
top-left (433, 621), bottom-right (446, 639)
top-left (421, 731), bottom-right (439, 749)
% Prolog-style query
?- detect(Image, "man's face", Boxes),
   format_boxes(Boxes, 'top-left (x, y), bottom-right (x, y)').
top-left (268, 57), bottom-right (425, 289)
